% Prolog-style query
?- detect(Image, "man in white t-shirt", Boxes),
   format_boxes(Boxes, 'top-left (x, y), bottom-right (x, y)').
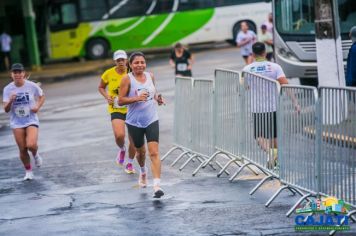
top-left (242, 42), bottom-right (289, 169)
top-left (236, 21), bottom-right (256, 65)
top-left (0, 31), bottom-right (12, 71)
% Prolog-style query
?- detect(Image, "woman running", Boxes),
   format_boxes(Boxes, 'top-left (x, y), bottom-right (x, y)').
top-left (119, 52), bottom-right (165, 198)
top-left (98, 50), bottom-right (136, 174)
top-left (169, 42), bottom-right (194, 77)
top-left (2, 63), bottom-right (45, 180)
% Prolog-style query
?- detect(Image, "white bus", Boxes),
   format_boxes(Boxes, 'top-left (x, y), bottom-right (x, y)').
top-left (47, 0), bottom-right (271, 59)
top-left (273, 0), bottom-right (355, 85)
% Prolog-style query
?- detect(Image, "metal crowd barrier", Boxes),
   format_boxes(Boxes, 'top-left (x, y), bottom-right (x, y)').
top-left (265, 85), bottom-right (319, 215)
top-left (318, 87), bottom-right (356, 234)
top-left (192, 69), bottom-right (256, 177)
top-left (226, 71), bottom-right (281, 195)
top-left (161, 77), bottom-right (193, 164)
top-left (162, 76), bottom-right (226, 173)
top-left (266, 86), bottom-right (356, 231)
top-left (164, 72), bottom-right (356, 234)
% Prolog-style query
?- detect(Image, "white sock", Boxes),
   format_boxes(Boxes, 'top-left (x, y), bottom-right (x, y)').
top-left (120, 146), bottom-right (126, 151)
top-left (128, 158), bottom-right (134, 164)
top-left (140, 167), bottom-right (146, 174)
top-left (153, 178), bottom-right (161, 187)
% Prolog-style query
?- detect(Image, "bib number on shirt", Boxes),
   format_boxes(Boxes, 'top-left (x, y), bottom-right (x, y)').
top-left (14, 106), bottom-right (30, 117)
top-left (177, 63), bottom-right (188, 71)
top-left (137, 88), bottom-right (153, 101)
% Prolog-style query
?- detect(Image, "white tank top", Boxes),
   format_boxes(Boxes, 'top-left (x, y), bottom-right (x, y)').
top-left (125, 72), bottom-right (159, 128)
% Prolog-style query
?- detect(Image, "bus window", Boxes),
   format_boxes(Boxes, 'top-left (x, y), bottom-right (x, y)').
top-left (107, 0), bottom-right (147, 18)
top-left (49, 2), bottom-right (79, 31)
top-left (338, 0), bottom-right (356, 35)
top-left (80, 0), bottom-right (108, 21)
top-left (276, 0), bottom-right (315, 35)
top-left (215, 0), bottom-right (267, 7)
top-left (178, 0), bottom-right (213, 11)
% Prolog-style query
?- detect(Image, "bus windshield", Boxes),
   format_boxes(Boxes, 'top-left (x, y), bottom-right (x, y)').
top-left (275, 0), bottom-right (356, 35)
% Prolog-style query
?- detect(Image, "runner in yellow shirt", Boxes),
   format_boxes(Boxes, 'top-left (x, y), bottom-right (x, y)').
top-left (98, 50), bottom-right (135, 174)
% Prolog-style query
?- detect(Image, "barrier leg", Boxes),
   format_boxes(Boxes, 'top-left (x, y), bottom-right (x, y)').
top-left (265, 185), bottom-right (290, 207)
top-left (192, 151), bottom-right (221, 176)
top-left (217, 158), bottom-right (241, 178)
top-left (161, 146), bottom-right (182, 161)
top-left (192, 160), bottom-right (207, 177)
top-left (329, 210), bottom-right (356, 236)
top-left (201, 151), bottom-right (223, 169)
top-left (351, 210), bottom-right (356, 222)
top-left (171, 151), bottom-right (190, 167)
top-left (179, 154), bottom-right (197, 171)
top-left (286, 193), bottom-right (313, 217)
top-left (249, 175), bottom-right (275, 195)
top-left (214, 159), bottom-right (230, 176)
top-left (246, 164), bottom-right (260, 176)
top-left (229, 162), bottom-right (254, 182)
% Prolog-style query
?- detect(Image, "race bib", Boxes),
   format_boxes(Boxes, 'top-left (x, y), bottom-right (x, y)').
top-left (137, 88), bottom-right (153, 101)
top-left (14, 106), bottom-right (30, 117)
top-left (177, 63), bottom-right (188, 71)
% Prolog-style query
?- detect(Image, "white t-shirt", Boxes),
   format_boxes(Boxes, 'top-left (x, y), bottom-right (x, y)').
top-left (259, 32), bottom-right (273, 53)
top-left (243, 60), bottom-right (285, 113)
top-left (0, 33), bottom-right (12, 52)
top-left (2, 80), bottom-right (43, 128)
top-left (236, 30), bottom-right (256, 56)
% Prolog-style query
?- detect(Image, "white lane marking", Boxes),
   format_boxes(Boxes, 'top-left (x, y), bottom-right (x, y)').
top-left (142, 0), bottom-right (179, 45)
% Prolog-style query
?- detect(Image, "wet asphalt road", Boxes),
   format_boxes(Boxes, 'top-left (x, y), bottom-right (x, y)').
top-left (0, 46), bottom-right (355, 236)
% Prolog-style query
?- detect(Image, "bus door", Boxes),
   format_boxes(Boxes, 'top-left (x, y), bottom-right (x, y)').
top-left (48, 0), bottom-right (81, 59)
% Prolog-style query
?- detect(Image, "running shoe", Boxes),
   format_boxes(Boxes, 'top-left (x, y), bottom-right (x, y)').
top-left (116, 149), bottom-right (125, 166)
top-left (138, 173), bottom-right (147, 188)
top-left (23, 170), bottom-right (34, 181)
top-left (153, 187), bottom-right (165, 198)
top-left (125, 163), bottom-right (136, 174)
top-left (34, 154), bottom-right (43, 168)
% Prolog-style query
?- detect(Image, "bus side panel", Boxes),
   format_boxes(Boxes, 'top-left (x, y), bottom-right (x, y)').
top-left (215, 3), bottom-right (271, 39)
top-left (49, 23), bottom-right (91, 59)
top-left (145, 9), bottom-right (214, 47)
top-left (82, 9), bottom-right (214, 53)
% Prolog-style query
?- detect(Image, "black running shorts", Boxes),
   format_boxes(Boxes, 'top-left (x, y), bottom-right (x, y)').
top-left (253, 111), bottom-right (277, 139)
top-left (126, 120), bottom-right (159, 148)
top-left (111, 112), bottom-right (126, 121)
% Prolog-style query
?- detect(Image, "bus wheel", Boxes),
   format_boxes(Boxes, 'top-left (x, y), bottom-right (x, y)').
top-left (232, 20), bottom-right (256, 42)
top-left (86, 38), bottom-right (109, 60)
top-left (299, 78), bottom-right (318, 87)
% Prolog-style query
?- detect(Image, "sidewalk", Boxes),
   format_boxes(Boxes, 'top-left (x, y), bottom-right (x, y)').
top-left (0, 59), bottom-right (113, 92)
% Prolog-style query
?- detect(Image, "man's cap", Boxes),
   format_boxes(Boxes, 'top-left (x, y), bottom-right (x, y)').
top-left (11, 63), bottom-right (24, 71)
top-left (261, 24), bottom-right (267, 29)
top-left (350, 26), bottom-right (356, 43)
top-left (113, 50), bottom-right (127, 60)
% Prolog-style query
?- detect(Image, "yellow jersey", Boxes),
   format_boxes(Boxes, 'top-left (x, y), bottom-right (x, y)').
top-left (101, 66), bottom-right (127, 114)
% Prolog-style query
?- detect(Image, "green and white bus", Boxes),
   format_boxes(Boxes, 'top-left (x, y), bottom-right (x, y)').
top-left (47, 0), bottom-right (271, 60)
top-left (273, 0), bottom-right (355, 85)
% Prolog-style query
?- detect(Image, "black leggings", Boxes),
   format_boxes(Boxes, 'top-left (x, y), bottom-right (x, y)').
top-left (126, 120), bottom-right (159, 148)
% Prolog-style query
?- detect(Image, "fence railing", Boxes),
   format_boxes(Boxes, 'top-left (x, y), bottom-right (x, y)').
top-left (162, 70), bottom-right (356, 234)
top-left (162, 76), bottom-right (226, 173)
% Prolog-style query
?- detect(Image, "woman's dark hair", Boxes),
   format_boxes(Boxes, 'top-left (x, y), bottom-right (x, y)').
top-left (129, 51), bottom-right (146, 64)
top-left (174, 42), bottom-right (183, 49)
